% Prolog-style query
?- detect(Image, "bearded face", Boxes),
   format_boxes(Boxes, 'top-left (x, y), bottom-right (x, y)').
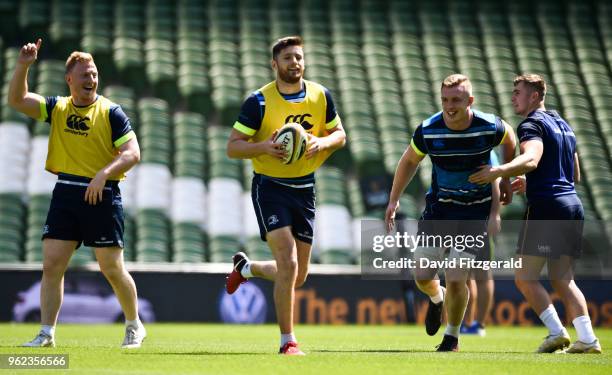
top-left (273, 45), bottom-right (304, 85)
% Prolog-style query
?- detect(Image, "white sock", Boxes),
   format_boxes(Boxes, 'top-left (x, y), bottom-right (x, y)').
top-left (430, 287), bottom-right (444, 304)
top-left (445, 324), bottom-right (460, 338)
top-left (572, 315), bottom-right (596, 343)
top-left (241, 262), bottom-right (253, 278)
top-left (281, 332), bottom-right (296, 347)
top-left (538, 305), bottom-right (565, 335)
top-left (41, 325), bottom-right (55, 338)
top-left (125, 318), bottom-right (142, 329)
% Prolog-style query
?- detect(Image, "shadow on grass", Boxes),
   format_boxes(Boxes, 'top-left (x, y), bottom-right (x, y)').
top-left (0, 345), bottom-right (525, 355)
top-left (312, 349), bottom-right (527, 354)
top-left (123, 349), bottom-right (431, 355)
top-left (123, 351), bottom-right (267, 356)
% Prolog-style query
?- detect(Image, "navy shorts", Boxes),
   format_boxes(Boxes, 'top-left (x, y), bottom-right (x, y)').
top-left (418, 201), bottom-right (492, 259)
top-left (517, 194), bottom-right (584, 259)
top-left (251, 173), bottom-right (315, 244)
top-left (42, 174), bottom-right (125, 248)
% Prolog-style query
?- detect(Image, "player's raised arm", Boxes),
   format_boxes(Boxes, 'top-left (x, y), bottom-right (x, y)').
top-left (8, 39), bottom-right (46, 120)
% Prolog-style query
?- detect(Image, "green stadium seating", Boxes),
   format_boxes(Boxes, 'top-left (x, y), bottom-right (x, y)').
top-left (18, 0), bottom-right (49, 43)
top-left (138, 98), bottom-right (172, 166)
top-left (0, 0), bottom-right (610, 266)
top-left (174, 112), bottom-right (207, 180)
top-left (49, 0), bottom-right (81, 58)
top-left (0, 193), bottom-right (25, 262)
top-left (82, 0), bottom-right (114, 77)
top-left (0, 0), bottom-right (18, 42)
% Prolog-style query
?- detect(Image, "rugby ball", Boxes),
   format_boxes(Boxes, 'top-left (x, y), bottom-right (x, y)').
top-left (274, 123), bottom-right (308, 164)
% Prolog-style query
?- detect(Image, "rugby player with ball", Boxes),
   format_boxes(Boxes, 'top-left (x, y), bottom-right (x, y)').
top-left (226, 36), bottom-right (346, 355)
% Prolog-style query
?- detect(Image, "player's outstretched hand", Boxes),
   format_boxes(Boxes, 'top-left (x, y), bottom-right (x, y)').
top-left (511, 176), bottom-right (526, 194)
top-left (263, 130), bottom-right (287, 160)
top-left (468, 164), bottom-right (499, 185)
top-left (384, 201), bottom-right (399, 234)
top-left (305, 133), bottom-right (323, 159)
top-left (18, 39), bottom-right (42, 67)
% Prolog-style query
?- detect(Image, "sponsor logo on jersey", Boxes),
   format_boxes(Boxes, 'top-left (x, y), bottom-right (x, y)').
top-left (285, 113), bottom-right (313, 130)
top-left (64, 114), bottom-right (91, 137)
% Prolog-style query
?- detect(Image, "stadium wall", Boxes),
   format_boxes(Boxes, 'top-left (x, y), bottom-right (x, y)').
top-left (0, 266), bottom-right (610, 327)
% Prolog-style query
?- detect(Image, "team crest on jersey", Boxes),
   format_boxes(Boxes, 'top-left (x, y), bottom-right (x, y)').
top-left (268, 215), bottom-right (279, 226)
top-left (432, 139), bottom-right (445, 148)
top-left (65, 114), bottom-right (90, 137)
top-left (285, 113), bottom-right (313, 131)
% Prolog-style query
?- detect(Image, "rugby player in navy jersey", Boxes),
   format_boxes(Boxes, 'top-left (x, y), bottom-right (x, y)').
top-left (469, 74), bottom-right (601, 354)
top-left (385, 74), bottom-right (516, 351)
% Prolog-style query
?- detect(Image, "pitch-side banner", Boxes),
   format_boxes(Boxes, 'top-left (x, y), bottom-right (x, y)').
top-left (0, 270), bottom-right (610, 326)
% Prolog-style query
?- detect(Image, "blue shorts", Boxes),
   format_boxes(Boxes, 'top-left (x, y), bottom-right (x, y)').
top-left (517, 194), bottom-right (584, 259)
top-left (251, 173), bottom-right (315, 244)
top-left (42, 174), bottom-right (125, 248)
top-left (418, 200), bottom-right (492, 259)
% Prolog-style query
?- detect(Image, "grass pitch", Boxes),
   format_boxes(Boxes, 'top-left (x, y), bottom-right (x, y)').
top-left (0, 324), bottom-right (610, 374)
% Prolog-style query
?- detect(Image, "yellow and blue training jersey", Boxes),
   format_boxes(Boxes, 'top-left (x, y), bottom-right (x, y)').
top-left (39, 95), bottom-right (135, 180)
top-left (233, 80), bottom-right (341, 179)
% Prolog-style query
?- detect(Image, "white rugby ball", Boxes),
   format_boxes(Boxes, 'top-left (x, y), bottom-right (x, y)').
top-left (274, 123), bottom-right (308, 164)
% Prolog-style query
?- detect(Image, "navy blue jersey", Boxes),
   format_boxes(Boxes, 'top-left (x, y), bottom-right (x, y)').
top-left (517, 110), bottom-right (577, 201)
top-left (411, 110), bottom-right (507, 206)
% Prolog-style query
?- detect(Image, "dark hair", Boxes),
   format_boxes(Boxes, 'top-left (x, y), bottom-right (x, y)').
top-left (514, 74), bottom-right (547, 101)
top-left (271, 36), bottom-right (303, 60)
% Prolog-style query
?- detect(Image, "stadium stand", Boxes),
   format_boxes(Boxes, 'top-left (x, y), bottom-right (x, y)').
top-left (0, 0), bottom-right (609, 266)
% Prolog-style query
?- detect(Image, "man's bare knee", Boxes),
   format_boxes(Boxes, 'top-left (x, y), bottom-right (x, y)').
top-left (276, 258), bottom-right (298, 280)
top-left (42, 240), bottom-right (75, 278)
top-left (42, 256), bottom-right (69, 278)
top-left (42, 261), bottom-right (65, 279)
top-left (99, 261), bottom-right (124, 282)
